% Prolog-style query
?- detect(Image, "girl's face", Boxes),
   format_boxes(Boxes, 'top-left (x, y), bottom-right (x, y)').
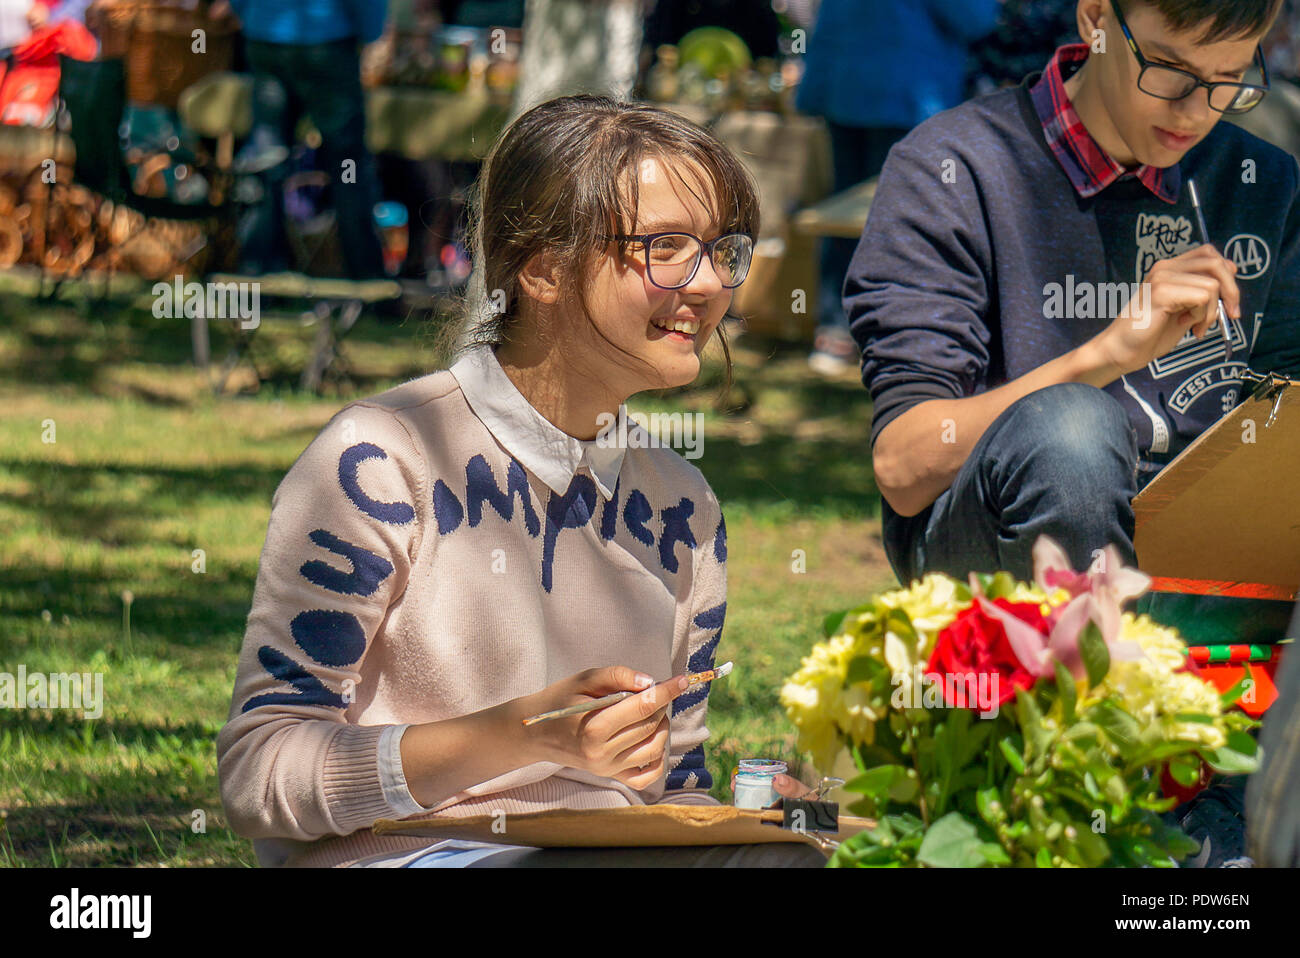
top-left (578, 157), bottom-right (734, 396)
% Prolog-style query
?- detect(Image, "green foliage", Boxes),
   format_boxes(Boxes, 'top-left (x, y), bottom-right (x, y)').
top-left (829, 645), bottom-right (1258, 867)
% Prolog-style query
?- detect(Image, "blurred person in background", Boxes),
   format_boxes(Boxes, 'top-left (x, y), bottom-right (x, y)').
top-left (230, 0), bottom-right (388, 279)
top-left (968, 0), bottom-right (1079, 94)
top-left (0, 0), bottom-right (45, 53)
top-left (796, 0), bottom-right (999, 375)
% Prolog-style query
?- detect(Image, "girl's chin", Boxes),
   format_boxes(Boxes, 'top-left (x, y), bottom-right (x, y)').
top-left (644, 351), bottom-right (701, 390)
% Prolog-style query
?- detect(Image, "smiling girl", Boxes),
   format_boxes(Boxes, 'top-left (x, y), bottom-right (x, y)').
top-left (216, 95), bottom-right (823, 868)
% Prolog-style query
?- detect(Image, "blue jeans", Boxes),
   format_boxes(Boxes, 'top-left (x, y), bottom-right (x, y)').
top-left (882, 383), bottom-right (1140, 584)
top-left (817, 123), bottom-right (910, 331)
top-left (240, 37), bottom-right (386, 280)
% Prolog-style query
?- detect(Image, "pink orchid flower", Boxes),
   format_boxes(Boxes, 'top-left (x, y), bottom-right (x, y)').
top-left (968, 536), bottom-right (1149, 680)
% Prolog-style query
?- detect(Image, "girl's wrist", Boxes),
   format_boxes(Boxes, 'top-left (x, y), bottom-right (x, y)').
top-left (493, 694), bottom-right (548, 768)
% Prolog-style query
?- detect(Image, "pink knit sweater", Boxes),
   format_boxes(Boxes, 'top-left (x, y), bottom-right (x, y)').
top-left (217, 346), bottom-right (727, 867)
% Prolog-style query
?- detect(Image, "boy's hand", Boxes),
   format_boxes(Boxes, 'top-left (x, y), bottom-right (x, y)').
top-left (1095, 244), bottom-right (1240, 377)
top-left (729, 769), bottom-right (818, 805)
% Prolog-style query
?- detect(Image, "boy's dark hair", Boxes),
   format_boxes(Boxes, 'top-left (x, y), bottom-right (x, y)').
top-left (437, 94), bottom-right (761, 393)
top-left (1134, 0), bottom-right (1284, 43)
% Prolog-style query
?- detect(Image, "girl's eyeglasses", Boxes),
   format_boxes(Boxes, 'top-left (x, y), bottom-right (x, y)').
top-left (1111, 0), bottom-right (1269, 115)
top-left (606, 231), bottom-right (754, 290)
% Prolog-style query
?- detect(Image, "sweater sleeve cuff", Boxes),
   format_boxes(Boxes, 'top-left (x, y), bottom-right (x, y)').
top-left (321, 723), bottom-right (404, 833)
top-left (378, 724), bottom-right (433, 818)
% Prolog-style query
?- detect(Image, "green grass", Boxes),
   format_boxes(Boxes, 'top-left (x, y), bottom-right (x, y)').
top-left (0, 290), bottom-right (895, 866)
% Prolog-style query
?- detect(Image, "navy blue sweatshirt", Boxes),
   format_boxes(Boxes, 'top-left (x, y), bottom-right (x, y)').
top-left (847, 76), bottom-right (1300, 485)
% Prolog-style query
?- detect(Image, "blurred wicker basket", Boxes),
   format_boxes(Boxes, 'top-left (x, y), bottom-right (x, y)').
top-left (87, 1), bottom-right (239, 108)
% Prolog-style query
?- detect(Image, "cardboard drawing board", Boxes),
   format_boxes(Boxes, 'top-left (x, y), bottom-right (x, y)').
top-left (373, 804), bottom-right (873, 849)
top-left (1133, 375), bottom-right (1300, 593)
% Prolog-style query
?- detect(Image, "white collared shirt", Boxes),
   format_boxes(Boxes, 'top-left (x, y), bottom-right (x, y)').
top-left (447, 343), bottom-right (629, 501)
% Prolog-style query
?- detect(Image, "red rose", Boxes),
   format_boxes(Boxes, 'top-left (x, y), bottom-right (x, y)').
top-left (925, 599), bottom-right (1042, 711)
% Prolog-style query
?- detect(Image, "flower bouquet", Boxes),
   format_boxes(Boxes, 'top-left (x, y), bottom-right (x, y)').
top-left (779, 537), bottom-right (1260, 867)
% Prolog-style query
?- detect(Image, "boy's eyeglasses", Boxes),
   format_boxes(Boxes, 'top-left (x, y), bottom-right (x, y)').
top-left (1111, 0), bottom-right (1269, 115)
top-left (606, 231), bottom-right (754, 289)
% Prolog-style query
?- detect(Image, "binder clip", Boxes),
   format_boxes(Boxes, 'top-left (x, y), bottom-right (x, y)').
top-left (780, 797), bottom-right (839, 832)
top-left (775, 777), bottom-right (844, 835)
top-left (1242, 367), bottom-right (1290, 428)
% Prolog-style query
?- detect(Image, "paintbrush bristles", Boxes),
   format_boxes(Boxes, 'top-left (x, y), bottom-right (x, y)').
top-left (686, 661), bottom-right (733, 686)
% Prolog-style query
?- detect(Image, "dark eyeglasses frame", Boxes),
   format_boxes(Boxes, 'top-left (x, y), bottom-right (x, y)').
top-left (1111, 0), bottom-right (1269, 115)
top-left (605, 231), bottom-right (755, 289)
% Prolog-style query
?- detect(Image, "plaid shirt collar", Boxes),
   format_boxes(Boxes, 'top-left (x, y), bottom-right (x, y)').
top-left (1030, 43), bottom-right (1180, 204)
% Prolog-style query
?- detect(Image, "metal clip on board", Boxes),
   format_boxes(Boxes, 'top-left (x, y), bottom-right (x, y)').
top-left (1240, 367), bottom-right (1291, 428)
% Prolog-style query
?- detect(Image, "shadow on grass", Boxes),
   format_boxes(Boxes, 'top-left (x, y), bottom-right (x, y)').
top-left (1, 710), bottom-right (250, 866)
top-left (2, 558), bottom-right (255, 655)
top-left (0, 292), bottom-right (436, 403)
top-left (0, 457), bottom-right (287, 548)
top-left (694, 433), bottom-right (878, 517)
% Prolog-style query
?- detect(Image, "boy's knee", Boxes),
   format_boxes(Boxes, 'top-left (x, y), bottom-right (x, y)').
top-left (992, 383), bottom-right (1135, 474)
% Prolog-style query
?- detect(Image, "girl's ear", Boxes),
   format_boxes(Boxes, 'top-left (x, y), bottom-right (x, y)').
top-left (517, 250), bottom-right (562, 305)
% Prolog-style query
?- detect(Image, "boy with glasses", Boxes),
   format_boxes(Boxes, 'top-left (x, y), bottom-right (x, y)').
top-left (849, 0), bottom-right (1298, 866)
top-left (851, 0), bottom-right (1296, 583)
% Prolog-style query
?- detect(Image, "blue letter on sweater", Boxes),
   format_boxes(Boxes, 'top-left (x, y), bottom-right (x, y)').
top-left (339, 442), bottom-right (415, 524)
top-left (433, 479), bottom-right (464, 534)
top-left (465, 455), bottom-right (540, 536)
top-left (299, 529), bottom-right (393, 597)
top-left (541, 474), bottom-right (596, 593)
top-left (598, 477), bottom-right (620, 541)
top-left (241, 646), bottom-right (347, 712)
top-left (674, 601), bottom-right (725, 717)
top-left (623, 489), bottom-right (654, 546)
top-left (658, 497), bottom-right (696, 573)
top-left (290, 608), bottom-right (367, 667)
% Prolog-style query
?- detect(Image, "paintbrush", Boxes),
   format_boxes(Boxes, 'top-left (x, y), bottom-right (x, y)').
top-left (1186, 177), bottom-right (1234, 361)
top-left (521, 661), bottom-right (734, 726)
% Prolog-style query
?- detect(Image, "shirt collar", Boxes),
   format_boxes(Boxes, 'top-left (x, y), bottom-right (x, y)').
top-left (1030, 43), bottom-right (1180, 204)
top-left (449, 344), bottom-right (627, 500)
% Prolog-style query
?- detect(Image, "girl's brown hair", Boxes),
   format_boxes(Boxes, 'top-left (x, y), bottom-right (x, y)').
top-left (436, 94), bottom-right (761, 392)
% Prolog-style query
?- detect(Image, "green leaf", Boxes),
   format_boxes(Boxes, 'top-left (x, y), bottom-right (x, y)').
top-left (1090, 701), bottom-right (1141, 758)
top-left (1035, 846), bottom-right (1053, 868)
top-left (1200, 730), bottom-right (1260, 774)
top-left (998, 736), bottom-right (1026, 774)
top-left (916, 812), bottom-right (990, 868)
top-left (1168, 754), bottom-right (1202, 787)
top-left (1218, 666), bottom-right (1253, 708)
top-left (843, 764), bottom-right (918, 803)
top-left (1053, 659), bottom-right (1077, 723)
top-left (984, 571), bottom-right (1018, 600)
top-left (1015, 688), bottom-right (1052, 765)
top-left (1078, 621), bottom-right (1110, 689)
top-left (823, 609), bottom-right (850, 637)
top-left (957, 718), bottom-right (994, 767)
top-left (978, 843), bottom-right (1011, 865)
top-left (845, 655), bottom-right (882, 686)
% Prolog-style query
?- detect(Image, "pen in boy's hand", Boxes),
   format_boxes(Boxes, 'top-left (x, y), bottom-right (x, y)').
top-left (521, 662), bottom-right (734, 726)
top-left (1186, 177), bottom-right (1234, 360)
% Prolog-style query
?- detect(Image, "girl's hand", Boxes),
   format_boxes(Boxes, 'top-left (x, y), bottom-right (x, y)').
top-left (514, 666), bottom-right (691, 791)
